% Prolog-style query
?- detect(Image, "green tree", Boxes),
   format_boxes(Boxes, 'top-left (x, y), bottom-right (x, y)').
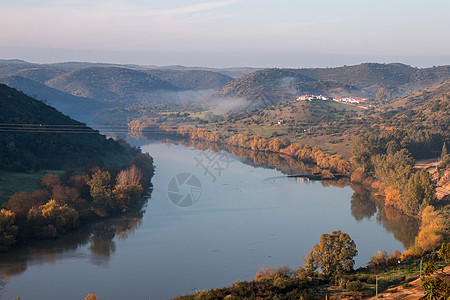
top-left (306, 230), bottom-right (358, 277)
top-left (402, 170), bottom-right (436, 215)
top-left (88, 170), bottom-right (113, 212)
top-left (376, 88), bottom-right (388, 103)
top-left (442, 142), bottom-right (448, 159)
top-left (420, 243), bottom-right (450, 300)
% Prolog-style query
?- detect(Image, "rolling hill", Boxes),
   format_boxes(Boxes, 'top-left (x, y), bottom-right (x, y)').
top-left (143, 69), bottom-right (233, 90)
top-left (0, 75), bottom-right (107, 123)
top-left (0, 84), bottom-right (132, 172)
top-left (386, 80), bottom-right (450, 133)
top-left (46, 66), bottom-right (181, 104)
top-left (213, 63), bottom-right (450, 105)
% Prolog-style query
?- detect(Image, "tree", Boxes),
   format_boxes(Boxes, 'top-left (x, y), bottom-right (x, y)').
top-left (376, 88), bottom-right (388, 103)
top-left (402, 170), bottom-right (436, 215)
top-left (84, 293), bottom-right (99, 300)
top-left (420, 243), bottom-right (450, 300)
top-left (88, 170), bottom-right (113, 212)
top-left (442, 142), bottom-right (448, 159)
top-left (116, 165), bottom-right (143, 186)
top-left (39, 173), bottom-right (61, 190)
top-left (306, 230), bottom-right (358, 277)
top-left (27, 200), bottom-right (79, 239)
top-left (0, 209), bottom-right (18, 251)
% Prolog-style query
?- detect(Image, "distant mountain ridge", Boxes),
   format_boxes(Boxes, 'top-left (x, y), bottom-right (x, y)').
top-left (214, 63), bottom-right (450, 105)
top-left (1, 59), bottom-right (450, 122)
top-left (0, 60), bottom-right (243, 111)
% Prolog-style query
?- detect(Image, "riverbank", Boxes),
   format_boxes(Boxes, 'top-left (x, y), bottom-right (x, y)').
top-left (0, 151), bottom-right (155, 252)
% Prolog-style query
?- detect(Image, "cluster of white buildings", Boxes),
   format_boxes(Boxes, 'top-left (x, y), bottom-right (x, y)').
top-left (296, 95), bottom-right (329, 101)
top-left (296, 95), bottom-right (367, 105)
top-left (333, 96), bottom-right (367, 104)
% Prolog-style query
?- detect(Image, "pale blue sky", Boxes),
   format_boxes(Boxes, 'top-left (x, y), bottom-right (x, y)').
top-left (1, 0), bottom-right (449, 67)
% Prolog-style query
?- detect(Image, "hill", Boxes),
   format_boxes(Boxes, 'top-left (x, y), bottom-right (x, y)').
top-left (213, 63), bottom-right (450, 105)
top-left (199, 79), bottom-right (450, 159)
top-left (46, 66), bottom-right (181, 104)
top-left (0, 84), bottom-right (132, 172)
top-left (144, 69), bottom-right (233, 90)
top-left (0, 75), bottom-right (107, 123)
top-left (385, 80), bottom-right (450, 133)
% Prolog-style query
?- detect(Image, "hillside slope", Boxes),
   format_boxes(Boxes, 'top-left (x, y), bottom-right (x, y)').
top-left (0, 76), bottom-right (107, 123)
top-left (144, 69), bottom-right (233, 90)
top-left (46, 66), bottom-right (180, 104)
top-left (213, 63), bottom-right (450, 105)
top-left (386, 80), bottom-right (450, 133)
top-left (0, 84), bottom-right (131, 172)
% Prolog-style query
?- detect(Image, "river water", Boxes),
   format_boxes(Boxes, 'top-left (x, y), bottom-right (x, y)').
top-left (0, 140), bottom-right (417, 299)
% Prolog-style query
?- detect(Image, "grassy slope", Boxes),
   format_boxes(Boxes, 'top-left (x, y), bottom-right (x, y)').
top-left (203, 99), bottom-right (364, 159)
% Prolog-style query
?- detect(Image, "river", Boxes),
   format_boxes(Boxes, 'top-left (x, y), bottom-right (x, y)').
top-left (0, 140), bottom-right (418, 299)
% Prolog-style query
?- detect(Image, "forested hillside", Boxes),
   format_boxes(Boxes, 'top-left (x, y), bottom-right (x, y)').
top-left (0, 84), bottom-right (133, 172)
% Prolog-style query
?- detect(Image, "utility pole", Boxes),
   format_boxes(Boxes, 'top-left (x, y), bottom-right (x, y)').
top-left (420, 258), bottom-right (423, 278)
top-left (376, 275), bottom-right (378, 299)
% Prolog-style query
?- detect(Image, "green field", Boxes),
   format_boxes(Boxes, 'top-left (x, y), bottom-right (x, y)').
top-left (0, 170), bottom-right (64, 205)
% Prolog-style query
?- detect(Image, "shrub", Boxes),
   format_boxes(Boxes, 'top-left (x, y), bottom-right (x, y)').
top-left (366, 276), bottom-right (377, 285)
top-left (273, 276), bottom-right (288, 290)
top-left (369, 250), bottom-right (388, 269)
top-left (347, 280), bottom-right (363, 291)
top-left (195, 290), bottom-right (214, 300)
top-left (255, 266), bottom-right (276, 280)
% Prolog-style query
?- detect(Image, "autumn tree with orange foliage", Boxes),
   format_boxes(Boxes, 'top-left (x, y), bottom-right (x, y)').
top-left (411, 206), bottom-right (446, 254)
top-left (0, 209), bottom-right (18, 251)
top-left (84, 293), bottom-right (99, 300)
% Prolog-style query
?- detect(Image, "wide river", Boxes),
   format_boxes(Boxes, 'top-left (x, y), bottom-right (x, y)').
top-left (0, 140), bottom-right (417, 299)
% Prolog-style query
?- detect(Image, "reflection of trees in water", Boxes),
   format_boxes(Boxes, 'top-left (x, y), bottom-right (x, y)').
top-left (376, 206), bottom-right (419, 249)
top-left (350, 185), bottom-right (378, 221)
top-left (89, 223), bottom-right (116, 258)
top-left (166, 137), bottom-right (421, 251)
top-left (166, 138), bottom-right (319, 176)
top-left (350, 184), bottom-right (419, 249)
top-left (0, 199), bottom-right (148, 283)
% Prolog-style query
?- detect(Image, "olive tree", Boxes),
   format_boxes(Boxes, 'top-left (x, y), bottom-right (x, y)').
top-left (306, 230), bottom-right (358, 277)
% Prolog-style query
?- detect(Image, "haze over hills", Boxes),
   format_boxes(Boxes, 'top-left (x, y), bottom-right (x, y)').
top-left (0, 60), bottom-right (246, 118)
top-left (1, 59), bottom-right (450, 128)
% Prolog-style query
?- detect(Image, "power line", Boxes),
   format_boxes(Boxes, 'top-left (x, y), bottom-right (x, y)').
top-left (0, 123), bottom-right (161, 134)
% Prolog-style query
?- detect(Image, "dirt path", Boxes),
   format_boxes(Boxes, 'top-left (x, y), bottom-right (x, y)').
top-left (367, 266), bottom-right (449, 300)
top-left (414, 158), bottom-right (440, 171)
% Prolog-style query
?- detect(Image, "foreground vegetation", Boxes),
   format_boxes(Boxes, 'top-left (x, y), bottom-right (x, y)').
top-left (0, 152), bottom-right (154, 251)
top-left (168, 242), bottom-right (449, 300)
top-left (0, 84), bottom-right (156, 251)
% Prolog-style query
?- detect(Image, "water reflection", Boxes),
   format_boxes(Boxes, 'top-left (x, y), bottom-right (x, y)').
top-left (349, 184), bottom-right (419, 249)
top-left (350, 185), bottom-right (378, 221)
top-left (157, 137), bottom-right (420, 250)
top-left (0, 206), bottom-right (146, 292)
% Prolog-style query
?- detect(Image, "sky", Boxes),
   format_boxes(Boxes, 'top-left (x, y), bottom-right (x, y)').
top-left (1, 0), bottom-right (449, 68)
